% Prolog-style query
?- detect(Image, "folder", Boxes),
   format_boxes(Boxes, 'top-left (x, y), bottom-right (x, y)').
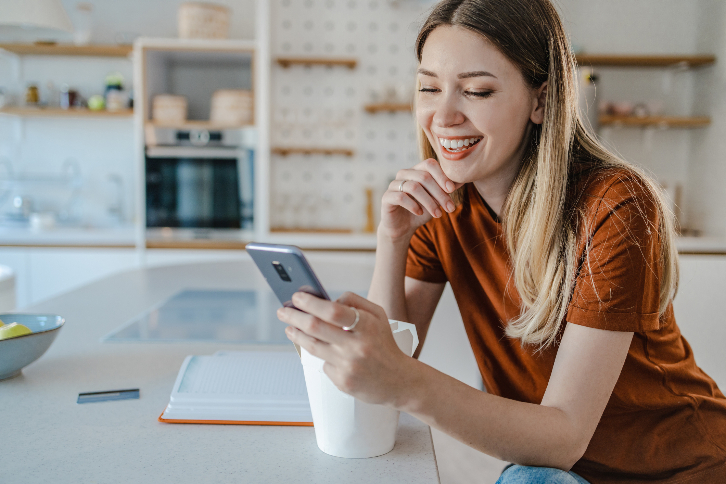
top-left (159, 351), bottom-right (313, 426)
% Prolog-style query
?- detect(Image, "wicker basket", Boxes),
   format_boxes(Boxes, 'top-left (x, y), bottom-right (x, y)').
top-left (152, 95), bottom-right (188, 124)
top-left (210, 89), bottom-right (253, 125)
top-left (178, 2), bottom-right (231, 39)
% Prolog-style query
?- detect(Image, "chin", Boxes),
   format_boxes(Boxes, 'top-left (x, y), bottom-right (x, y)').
top-left (438, 159), bottom-right (473, 185)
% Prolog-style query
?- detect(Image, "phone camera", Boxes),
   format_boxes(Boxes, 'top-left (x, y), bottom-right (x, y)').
top-left (272, 261), bottom-right (292, 282)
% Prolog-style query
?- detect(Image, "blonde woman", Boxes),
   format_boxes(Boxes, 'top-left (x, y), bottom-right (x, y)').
top-left (276, 0), bottom-right (726, 482)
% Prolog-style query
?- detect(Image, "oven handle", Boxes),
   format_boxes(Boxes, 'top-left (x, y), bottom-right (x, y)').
top-left (146, 146), bottom-right (245, 158)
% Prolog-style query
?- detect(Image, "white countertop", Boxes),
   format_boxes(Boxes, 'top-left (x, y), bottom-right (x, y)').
top-left (1, 259), bottom-right (439, 484)
top-left (0, 225), bottom-right (137, 247)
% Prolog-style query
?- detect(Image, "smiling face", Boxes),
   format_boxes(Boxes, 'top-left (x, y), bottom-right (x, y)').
top-left (416, 25), bottom-right (545, 189)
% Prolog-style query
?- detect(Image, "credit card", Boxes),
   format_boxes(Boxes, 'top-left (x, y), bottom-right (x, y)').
top-left (77, 388), bottom-right (140, 404)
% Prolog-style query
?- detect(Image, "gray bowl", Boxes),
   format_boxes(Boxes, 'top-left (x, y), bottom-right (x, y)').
top-left (0, 314), bottom-right (64, 381)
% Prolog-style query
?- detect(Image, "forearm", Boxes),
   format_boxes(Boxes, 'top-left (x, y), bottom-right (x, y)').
top-left (367, 228), bottom-right (411, 322)
top-left (397, 360), bottom-right (585, 470)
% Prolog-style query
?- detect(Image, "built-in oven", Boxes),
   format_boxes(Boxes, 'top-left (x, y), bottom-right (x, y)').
top-left (145, 127), bottom-right (255, 230)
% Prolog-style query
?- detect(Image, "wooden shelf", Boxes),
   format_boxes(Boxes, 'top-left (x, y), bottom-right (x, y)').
top-left (271, 147), bottom-right (355, 157)
top-left (0, 107), bottom-right (134, 118)
top-left (599, 115), bottom-right (711, 128)
top-left (270, 227), bottom-right (353, 234)
top-left (364, 103), bottom-right (412, 113)
top-left (275, 57), bottom-right (357, 69)
top-left (0, 43), bottom-right (133, 57)
top-left (576, 54), bottom-right (715, 68)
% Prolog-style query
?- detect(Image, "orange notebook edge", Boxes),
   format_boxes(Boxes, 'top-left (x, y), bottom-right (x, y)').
top-left (158, 411), bottom-right (314, 426)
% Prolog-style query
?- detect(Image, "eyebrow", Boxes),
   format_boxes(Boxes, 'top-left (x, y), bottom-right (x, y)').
top-left (417, 68), bottom-right (497, 79)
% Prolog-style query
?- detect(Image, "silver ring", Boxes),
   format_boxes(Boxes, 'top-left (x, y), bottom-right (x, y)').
top-left (343, 307), bottom-right (360, 331)
top-left (398, 180), bottom-right (406, 192)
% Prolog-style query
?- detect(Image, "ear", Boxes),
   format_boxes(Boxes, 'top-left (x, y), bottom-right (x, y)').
top-left (530, 81), bottom-right (547, 125)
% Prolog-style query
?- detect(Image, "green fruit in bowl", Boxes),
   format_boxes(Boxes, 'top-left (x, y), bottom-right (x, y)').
top-left (0, 322), bottom-right (32, 340)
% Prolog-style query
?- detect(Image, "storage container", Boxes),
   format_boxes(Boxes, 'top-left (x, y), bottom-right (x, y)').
top-left (152, 94), bottom-right (188, 124)
top-left (210, 89), bottom-right (253, 125)
top-left (178, 2), bottom-right (231, 39)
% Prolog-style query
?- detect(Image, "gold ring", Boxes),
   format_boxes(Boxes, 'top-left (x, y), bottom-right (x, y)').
top-left (343, 307), bottom-right (360, 331)
top-left (398, 180), bottom-right (406, 192)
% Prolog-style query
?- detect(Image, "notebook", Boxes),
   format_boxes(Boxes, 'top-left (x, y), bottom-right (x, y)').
top-left (159, 351), bottom-right (313, 426)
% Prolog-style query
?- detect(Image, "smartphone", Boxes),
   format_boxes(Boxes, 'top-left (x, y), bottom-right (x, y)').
top-left (245, 242), bottom-right (331, 309)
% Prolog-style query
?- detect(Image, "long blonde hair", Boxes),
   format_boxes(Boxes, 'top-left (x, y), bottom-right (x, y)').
top-left (415, 0), bottom-right (679, 347)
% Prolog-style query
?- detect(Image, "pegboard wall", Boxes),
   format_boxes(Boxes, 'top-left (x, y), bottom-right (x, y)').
top-left (269, 0), bottom-right (431, 232)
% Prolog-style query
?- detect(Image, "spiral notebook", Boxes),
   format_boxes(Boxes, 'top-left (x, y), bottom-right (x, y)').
top-left (159, 350), bottom-right (313, 426)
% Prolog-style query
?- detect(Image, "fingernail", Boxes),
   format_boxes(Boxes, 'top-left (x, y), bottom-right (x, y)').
top-left (446, 201), bottom-right (455, 212)
top-left (435, 208), bottom-right (442, 218)
top-left (446, 181), bottom-right (455, 192)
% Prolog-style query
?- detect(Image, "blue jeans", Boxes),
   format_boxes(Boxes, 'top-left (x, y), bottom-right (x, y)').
top-left (496, 464), bottom-right (590, 484)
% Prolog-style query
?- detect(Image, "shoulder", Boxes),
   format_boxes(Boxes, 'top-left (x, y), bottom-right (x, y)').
top-left (571, 166), bottom-right (660, 236)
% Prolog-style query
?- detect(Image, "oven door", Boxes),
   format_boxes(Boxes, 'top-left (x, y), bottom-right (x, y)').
top-left (145, 146), bottom-right (245, 229)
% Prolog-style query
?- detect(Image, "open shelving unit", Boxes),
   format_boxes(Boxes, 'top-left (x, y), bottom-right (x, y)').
top-left (575, 54), bottom-right (716, 68)
top-left (271, 147), bottom-right (355, 157)
top-left (0, 107), bottom-right (133, 117)
top-left (275, 57), bottom-right (357, 69)
top-left (364, 103), bottom-right (412, 114)
top-left (599, 115), bottom-right (711, 128)
top-left (0, 43), bottom-right (132, 57)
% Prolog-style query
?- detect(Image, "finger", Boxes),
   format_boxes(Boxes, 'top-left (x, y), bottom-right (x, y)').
top-left (395, 166), bottom-right (455, 214)
top-left (336, 291), bottom-right (387, 320)
top-left (285, 326), bottom-right (336, 361)
top-left (291, 292), bottom-right (368, 330)
top-left (399, 179), bottom-right (443, 218)
top-left (381, 189), bottom-right (424, 216)
top-left (415, 158), bottom-right (458, 192)
top-left (277, 307), bottom-right (347, 344)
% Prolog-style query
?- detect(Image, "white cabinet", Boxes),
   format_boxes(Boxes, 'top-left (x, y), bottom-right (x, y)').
top-left (673, 255), bottom-right (726, 389)
top-left (0, 247), bottom-right (137, 309)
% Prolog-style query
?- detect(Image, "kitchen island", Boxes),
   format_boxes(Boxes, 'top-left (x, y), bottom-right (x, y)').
top-left (0, 257), bottom-right (439, 484)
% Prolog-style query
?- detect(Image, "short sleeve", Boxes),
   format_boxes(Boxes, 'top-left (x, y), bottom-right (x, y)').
top-left (566, 174), bottom-right (664, 332)
top-left (406, 223), bottom-right (448, 283)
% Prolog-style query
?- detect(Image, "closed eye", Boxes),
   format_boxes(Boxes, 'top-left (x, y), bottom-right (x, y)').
top-left (466, 90), bottom-right (493, 98)
top-left (418, 87), bottom-right (439, 93)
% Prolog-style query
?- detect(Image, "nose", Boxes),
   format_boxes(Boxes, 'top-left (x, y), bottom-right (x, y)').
top-left (432, 91), bottom-right (466, 128)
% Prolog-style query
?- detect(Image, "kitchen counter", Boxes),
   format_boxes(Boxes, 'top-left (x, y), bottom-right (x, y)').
top-left (1, 258), bottom-right (439, 484)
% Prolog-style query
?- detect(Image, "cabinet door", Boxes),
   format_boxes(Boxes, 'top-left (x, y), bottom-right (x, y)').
top-left (673, 255), bottom-right (726, 389)
top-left (28, 248), bottom-right (138, 306)
top-left (0, 248), bottom-right (29, 310)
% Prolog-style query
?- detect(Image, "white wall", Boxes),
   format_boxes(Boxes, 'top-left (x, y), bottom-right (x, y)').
top-left (688, 0), bottom-right (726, 237)
top-left (557, 0), bottom-right (707, 233)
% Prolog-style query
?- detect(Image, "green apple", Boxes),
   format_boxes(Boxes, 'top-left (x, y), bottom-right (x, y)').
top-left (0, 322), bottom-right (32, 340)
top-left (88, 94), bottom-right (105, 111)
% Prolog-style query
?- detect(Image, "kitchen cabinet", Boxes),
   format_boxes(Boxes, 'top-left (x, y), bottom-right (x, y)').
top-left (673, 255), bottom-right (726, 389)
top-left (0, 247), bottom-right (137, 309)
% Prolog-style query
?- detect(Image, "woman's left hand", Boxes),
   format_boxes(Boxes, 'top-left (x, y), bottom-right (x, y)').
top-left (277, 291), bottom-right (416, 408)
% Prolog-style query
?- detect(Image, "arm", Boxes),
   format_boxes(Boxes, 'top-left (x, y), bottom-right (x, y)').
top-left (367, 157), bottom-right (459, 356)
top-left (280, 294), bottom-right (633, 470)
top-left (398, 322), bottom-right (633, 470)
top-left (367, 231), bottom-right (445, 358)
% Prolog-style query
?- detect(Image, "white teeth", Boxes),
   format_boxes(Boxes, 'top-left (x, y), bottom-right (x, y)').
top-left (438, 137), bottom-right (481, 151)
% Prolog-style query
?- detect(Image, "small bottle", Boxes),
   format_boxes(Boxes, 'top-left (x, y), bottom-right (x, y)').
top-left (25, 84), bottom-right (39, 105)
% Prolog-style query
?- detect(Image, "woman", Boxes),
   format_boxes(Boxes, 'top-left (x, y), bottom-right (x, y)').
top-left (276, 1), bottom-right (726, 482)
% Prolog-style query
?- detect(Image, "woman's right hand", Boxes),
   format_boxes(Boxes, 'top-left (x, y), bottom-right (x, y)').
top-left (379, 158), bottom-right (464, 241)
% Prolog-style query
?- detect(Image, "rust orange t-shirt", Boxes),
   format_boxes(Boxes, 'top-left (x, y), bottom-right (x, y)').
top-left (406, 169), bottom-right (726, 483)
